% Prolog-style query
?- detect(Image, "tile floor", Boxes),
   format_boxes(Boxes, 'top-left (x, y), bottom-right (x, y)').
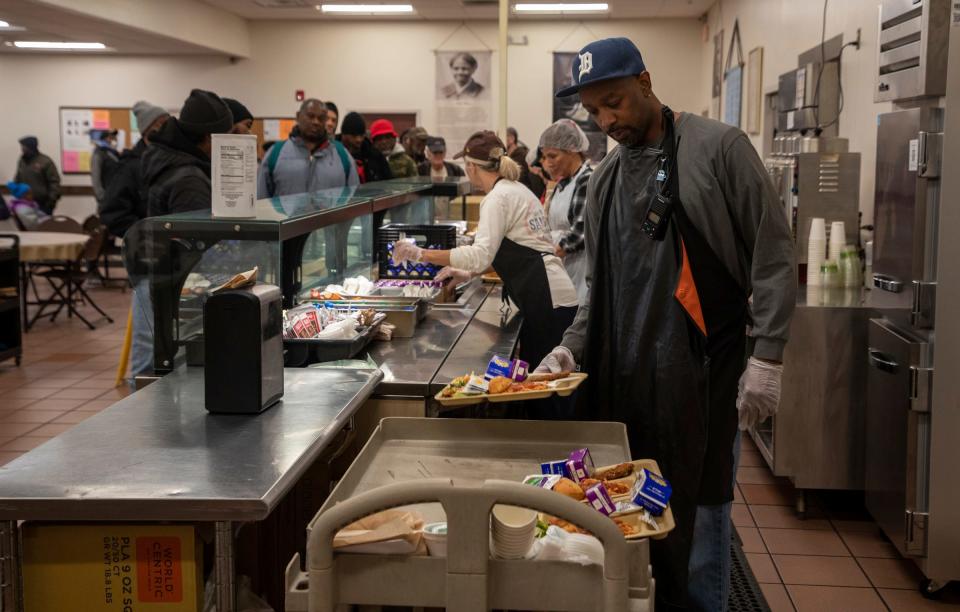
top-left (0, 284), bottom-right (131, 467)
top-left (2, 285), bottom-right (960, 611)
top-left (736, 435), bottom-right (960, 611)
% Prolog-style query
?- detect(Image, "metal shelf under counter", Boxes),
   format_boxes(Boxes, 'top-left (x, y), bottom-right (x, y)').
top-left (750, 286), bottom-right (873, 512)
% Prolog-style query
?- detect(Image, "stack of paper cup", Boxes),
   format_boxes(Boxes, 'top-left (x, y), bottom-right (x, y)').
top-left (829, 221), bottom-right (847, 262)
top-left (491, 505), bottom-right (537, 559)
top-left (807, 218), bottom-right (827, 286)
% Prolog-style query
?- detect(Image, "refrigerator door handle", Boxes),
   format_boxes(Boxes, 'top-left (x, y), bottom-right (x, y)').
top-left (874, 274), bottom-right (904, 293)
top-left (868, 349), bottom-right (900, 373)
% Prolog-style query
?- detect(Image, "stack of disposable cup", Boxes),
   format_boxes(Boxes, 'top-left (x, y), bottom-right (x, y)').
top-left (829, 221), bottom-right (847, 262)
top-left (807, 218), bottom-right (827, 286)
top-left (491, 505), bottom-right (537, 560)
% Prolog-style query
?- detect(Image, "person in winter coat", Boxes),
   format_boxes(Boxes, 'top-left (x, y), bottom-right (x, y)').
top-left (142, 89), bottom-right (233, 217)
top-left (257, 98), bottom-right (358, 199)
top-left (14, 136), bottom-right (61, 214)
top-left (99, 101), bottom-right (169, 238)
top-left (370, 119), bottom-right (417, 179)
top-left (337, 112), bottom-right (392, 184)
top-left (90, 129), bottom-right (120, 208)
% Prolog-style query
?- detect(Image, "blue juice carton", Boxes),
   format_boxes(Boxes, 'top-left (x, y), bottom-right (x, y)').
top-left (630, 468), bottom-right (672, 516)
top-left (540, 459), bottom-right (568, 476)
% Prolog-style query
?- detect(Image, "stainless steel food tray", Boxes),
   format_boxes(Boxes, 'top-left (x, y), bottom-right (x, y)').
top-left (290, 418), bottom-right (656, 612)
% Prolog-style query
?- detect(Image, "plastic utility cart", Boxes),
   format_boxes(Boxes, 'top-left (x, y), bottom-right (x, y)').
top-left (285, 417), bottom-right (665, 611)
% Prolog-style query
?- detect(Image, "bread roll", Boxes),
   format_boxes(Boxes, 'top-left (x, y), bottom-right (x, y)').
top-left (553, 477), bottom-right (586, 501)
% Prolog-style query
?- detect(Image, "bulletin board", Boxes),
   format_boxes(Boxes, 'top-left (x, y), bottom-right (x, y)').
top-left (59, 106), bottom-right (137, 174)
top-left (251, 117), bottom-right (296, 159)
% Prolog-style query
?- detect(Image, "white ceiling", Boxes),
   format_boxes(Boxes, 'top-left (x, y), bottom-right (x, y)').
top-left (202, 0), bottom-right (715, 20)
top-left (0, 0), bottom-right (217, 54)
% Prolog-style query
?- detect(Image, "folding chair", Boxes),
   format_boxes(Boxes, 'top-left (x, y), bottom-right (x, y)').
top-left (29, 225), bottom-right (115, 330)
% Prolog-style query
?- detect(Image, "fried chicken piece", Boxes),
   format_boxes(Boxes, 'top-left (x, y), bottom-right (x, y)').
top-left (596, 462), bottom-right (635, 481)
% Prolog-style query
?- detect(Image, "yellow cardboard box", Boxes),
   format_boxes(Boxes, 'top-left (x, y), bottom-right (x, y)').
top-left (22, 524), bottom-right (202, 612)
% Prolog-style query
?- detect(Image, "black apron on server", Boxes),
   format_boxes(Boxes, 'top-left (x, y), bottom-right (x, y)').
top-left (579, 108), bottom-right (747, 610)
top-left (490, 237), bottom-right (578, 421)
top-left (491, 237), bottom-right (573, 371)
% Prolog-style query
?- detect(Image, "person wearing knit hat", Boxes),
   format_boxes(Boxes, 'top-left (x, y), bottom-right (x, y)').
top-left (100, 100), bottom-right (168, 238)
top-left (14, 135), bottom-right (61, 214)
top-left (370, 119), bottom-right (417, 180)
top-left (132, 100), bottom-right (169, 137)
top-left (336, 112), bottom-right (393, 184)
top-left (139, 89), bottom-right (233, 218)
top-left (223, 98), bottom-right (254, 135)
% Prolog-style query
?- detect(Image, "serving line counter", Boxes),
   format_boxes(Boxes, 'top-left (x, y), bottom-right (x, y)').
top-left (123, 177), bottom-right (470, 375)
top-left (0, 367), bottom-right (383, 612)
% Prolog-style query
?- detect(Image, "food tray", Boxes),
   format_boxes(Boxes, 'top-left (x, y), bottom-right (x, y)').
top-left (543, 459), bottom-right (676, 541)
top-left (301, 418), bottom-right (655, 611)
top-left (433, 373), bottom-right (588, 407)
top-left (305, 299), bottom-right (421, 337)
top-left (283, 316), bottom-right (384, 367)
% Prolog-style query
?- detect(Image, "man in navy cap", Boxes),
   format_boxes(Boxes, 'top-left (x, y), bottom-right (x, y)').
top-left (536, 37), bottom-right (796, 611)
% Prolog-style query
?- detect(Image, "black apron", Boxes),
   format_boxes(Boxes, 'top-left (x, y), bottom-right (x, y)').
top-left (492, 237), bottom-right (578, 419)
top-left (580, 108), bottom-right (747, 610)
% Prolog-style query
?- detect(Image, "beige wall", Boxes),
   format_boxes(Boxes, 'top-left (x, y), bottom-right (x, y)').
top-left (699, 0), bottom-right (898, 225)
top-left (0, 18), bottom-right (702, 219)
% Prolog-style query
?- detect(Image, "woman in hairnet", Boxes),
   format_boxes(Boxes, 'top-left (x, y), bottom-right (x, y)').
top-left (539, 119), bottom-right (593, 303)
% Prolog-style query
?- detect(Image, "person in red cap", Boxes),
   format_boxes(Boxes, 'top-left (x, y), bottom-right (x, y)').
top-left (392, 130), bottom-right (579, 419)
top-left (370, 119), bottom-right (417, 179)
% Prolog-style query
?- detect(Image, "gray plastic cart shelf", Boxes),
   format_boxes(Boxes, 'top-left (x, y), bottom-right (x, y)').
top-left (287, 417), bottom-right (655, 612)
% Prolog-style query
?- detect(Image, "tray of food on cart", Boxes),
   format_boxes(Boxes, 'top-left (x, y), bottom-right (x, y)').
top-left (434, 355), bottom-right (587, 407)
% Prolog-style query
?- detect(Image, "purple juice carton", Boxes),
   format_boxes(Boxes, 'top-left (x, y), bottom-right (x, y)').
top-left (564, 448), bottom-right (595, 484)
top-left (540, 459), bottom-right (568, 476)
top-left (630, 468), bottom-right (672, 516)
top-left (509, 359), bottom-right (529, 382)
top-left (584, 482), bottom-right (616, 516)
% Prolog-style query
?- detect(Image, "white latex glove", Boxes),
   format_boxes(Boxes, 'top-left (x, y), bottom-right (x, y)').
top-left (534, 346), bottom-right (577, 374)
top-left (391, 239), bottom-right (423, 267)
top-left (736, 357), bottom-right (784, 431)
top-left (435, 266), bottom-right (472, 285)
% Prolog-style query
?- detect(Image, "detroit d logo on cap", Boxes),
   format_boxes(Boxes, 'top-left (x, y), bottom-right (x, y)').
top-left (578, 51), bottom-right (593, 82)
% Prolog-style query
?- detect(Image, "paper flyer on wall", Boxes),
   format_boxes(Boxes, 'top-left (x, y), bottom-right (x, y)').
top-left (435, 50), bottom-right (492, 159)
top-left (212, 133), bottom-right (258, 218)
top-left (61, 108), bottom-right (93, 152)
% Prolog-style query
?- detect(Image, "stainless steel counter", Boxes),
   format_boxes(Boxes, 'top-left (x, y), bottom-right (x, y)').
top-left (751, 286), bottom-right (871, 501)
top-left (0, 367), bottom-right (382, 522)
top-left (431, 286), bottom-right (520, 393)
top-left (366, 282), bottom-right (521, 400)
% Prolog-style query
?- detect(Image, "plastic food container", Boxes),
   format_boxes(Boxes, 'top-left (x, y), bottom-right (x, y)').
top-left (423, 522), bottom-right (448, 557)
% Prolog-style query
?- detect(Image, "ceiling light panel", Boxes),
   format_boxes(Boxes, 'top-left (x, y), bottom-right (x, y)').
top-left (514, 3), bottom-right (609, 12)
top-left (319, 4), bottom-right (415, 13)
top-left (13, 41), bottom-right (107, 50)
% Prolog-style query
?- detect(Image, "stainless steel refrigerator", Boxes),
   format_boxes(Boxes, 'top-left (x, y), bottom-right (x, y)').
top-left (866, 107), bottom-right (942, 571)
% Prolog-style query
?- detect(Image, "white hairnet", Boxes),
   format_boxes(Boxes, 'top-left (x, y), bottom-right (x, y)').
top-left (538, 118), bottom-right (590, 153)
